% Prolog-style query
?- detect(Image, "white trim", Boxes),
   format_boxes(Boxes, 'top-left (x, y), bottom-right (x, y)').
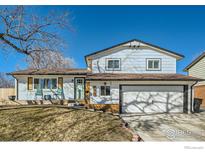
top-left (33, 77), bottom-right (58, 90)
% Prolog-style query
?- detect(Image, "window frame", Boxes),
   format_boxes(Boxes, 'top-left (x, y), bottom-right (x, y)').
top-left (51, 78), bottom-right (57, 89)
top-left (105, 58), bottom-right (121, 71)
top-left (76, 79), bottom-right (83, 84)
top-left (146, 58), bottom-right (161, 71)
top-left (33, 78), bottom-right (58, 90)
top-left (100, 86), bottom-right (111, 96)
top-left (34, 78), bottom-right (40, 90)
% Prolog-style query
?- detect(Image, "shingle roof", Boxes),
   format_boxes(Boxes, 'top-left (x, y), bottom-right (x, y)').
top-left (184, 52), bottom-right (205, 71)
top-left (8, 68), bottom-right (88, 75)
top-left (8, 69), bottom-right (203, 81)
top-left (86, 73), bottom-right (203, 81)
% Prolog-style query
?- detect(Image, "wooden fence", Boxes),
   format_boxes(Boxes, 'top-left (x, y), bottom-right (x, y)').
top-left (0, 88), bottom-right (15, 100)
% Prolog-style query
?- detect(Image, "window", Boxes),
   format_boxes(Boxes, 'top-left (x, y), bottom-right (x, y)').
top-left (44, 79), bottom-right (50, 89)
top-left (76, 79), bottom-right (83, 84)
top-left (34, 79), bottom-right (39, 89)
top-left (100, 86), bottom-right (110, 96)
top-left (34, 78), bottom-right (57, 89)
top-left (147, 59), bottom-right (161, 70)
top-left (106, 59), bottom-right (120, 70)
top-left (51, 79), bottom-right (57, 89)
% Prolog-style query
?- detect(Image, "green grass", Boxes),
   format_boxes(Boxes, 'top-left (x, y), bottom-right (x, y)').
top-left (0, 106), bottom-right (132, 141)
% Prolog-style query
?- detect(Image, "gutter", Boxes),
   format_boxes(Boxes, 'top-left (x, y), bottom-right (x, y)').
top-left (86, 78), bottom-right (201, 81)
top-left (7, 73), bottom-right (88, 76)
top-left (16, 78), bottom-right (19, 100)
top-left (190, 81), bottom-right (198, 113)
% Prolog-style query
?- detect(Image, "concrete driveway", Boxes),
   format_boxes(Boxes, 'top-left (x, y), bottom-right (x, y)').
top-left (121, 112), bottom-right (205, 141)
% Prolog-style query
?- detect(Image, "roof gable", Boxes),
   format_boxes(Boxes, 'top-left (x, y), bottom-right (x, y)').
top-left (184, 52), bottom-right (205, 71)
top-left (85, 39), bottom-right (184, 62)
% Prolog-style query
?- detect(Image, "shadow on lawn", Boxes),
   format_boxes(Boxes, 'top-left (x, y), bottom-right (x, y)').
top-left (0, 106), bottom-right (133, 141)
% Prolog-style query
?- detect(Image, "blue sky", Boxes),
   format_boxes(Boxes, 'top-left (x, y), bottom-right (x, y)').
top-left (1, 6), bottom-right (205, 74)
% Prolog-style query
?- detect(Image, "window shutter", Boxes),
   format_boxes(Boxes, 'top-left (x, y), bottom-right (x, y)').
top-left (58, 77), bottom-right (63, 89)
top-left (88, 58), bottom-right (92, 71)
top-left (93, 86), bottom-right (97, 97)
top-left (28, 77), bottom-right (33, 90)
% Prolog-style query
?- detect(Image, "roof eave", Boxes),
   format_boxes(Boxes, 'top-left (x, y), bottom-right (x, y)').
top-left (184, 62), bottom-right (196, 72)
top-left (183, 68), bottom-right (189, 72)
top-left (184, 52), bottom-right (205, 72)
top-left (9, 73), bottom-right (87, 76)
top-left (86, 78), bottom-right (204, 81)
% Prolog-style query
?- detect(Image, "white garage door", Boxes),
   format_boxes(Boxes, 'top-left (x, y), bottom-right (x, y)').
top-left (121, 85), bottom-right (184, 113)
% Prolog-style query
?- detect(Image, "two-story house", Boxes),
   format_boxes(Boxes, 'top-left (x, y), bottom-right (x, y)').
top-left (9, 39), bottom-right (202, 114)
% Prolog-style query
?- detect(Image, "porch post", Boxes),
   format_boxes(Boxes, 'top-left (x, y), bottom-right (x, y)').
top-left (85, 80), bottom-right (90, 105)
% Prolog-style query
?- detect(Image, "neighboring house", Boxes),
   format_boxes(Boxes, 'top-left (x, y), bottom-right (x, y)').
top-left (9, 39), bottom-right (203, 114)
top-left (184, 52), bottom-right (205, 107)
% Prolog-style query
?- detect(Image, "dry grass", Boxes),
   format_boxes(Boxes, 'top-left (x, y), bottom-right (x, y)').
top-left (0, 106), bottom-right (132, 141)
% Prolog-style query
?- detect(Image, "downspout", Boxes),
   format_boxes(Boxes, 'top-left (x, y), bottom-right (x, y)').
top-left (6, 73), bottom-right (19, 100)
top-left (190, 81), bottom-right (198, 113)
top-left (11, 75), bottom-right (18, 100)
top-left (16, 78), bottom-right (19, 100)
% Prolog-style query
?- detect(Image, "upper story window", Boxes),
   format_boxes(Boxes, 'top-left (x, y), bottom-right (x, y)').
top-left (106, 58), bottom-right (121, 71)
top-left (146, 59), bottom-right (161, 71)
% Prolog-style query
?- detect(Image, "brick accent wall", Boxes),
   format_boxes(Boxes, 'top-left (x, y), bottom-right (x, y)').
top-left (87, 104), bottom-right (119, 113)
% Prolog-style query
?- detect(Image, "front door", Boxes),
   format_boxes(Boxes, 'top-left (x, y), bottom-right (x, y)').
top-left (74, 78), bottom-right (85, 100)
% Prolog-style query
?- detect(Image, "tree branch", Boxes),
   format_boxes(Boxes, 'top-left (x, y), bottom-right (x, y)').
top-left (0, 35), bottom-right (29, 55)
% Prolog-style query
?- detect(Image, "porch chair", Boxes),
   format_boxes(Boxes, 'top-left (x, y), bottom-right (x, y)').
top-left (54, 88), bottom-right (63, 100)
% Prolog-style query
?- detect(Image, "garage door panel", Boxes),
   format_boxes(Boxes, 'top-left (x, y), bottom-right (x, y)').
top-left (121, 85), bottom-right (184, 113)
top-left (122, 101), bottom-right (168, 113)
top-left (122, 86), bottom-right (183, 92)
top-left (168, 92), bottom-right (183, 112)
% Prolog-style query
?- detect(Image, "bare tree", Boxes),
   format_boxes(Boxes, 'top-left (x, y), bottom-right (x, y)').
top-left (0, 6), bottom-right (72, 61)
top-left (0, 73), bottom-right (14, 88)
top-left (27, 50), bottom-right (75, 69)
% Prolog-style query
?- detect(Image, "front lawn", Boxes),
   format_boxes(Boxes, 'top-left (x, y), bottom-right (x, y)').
top-left (0, 106), bottom-right (132, 141)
